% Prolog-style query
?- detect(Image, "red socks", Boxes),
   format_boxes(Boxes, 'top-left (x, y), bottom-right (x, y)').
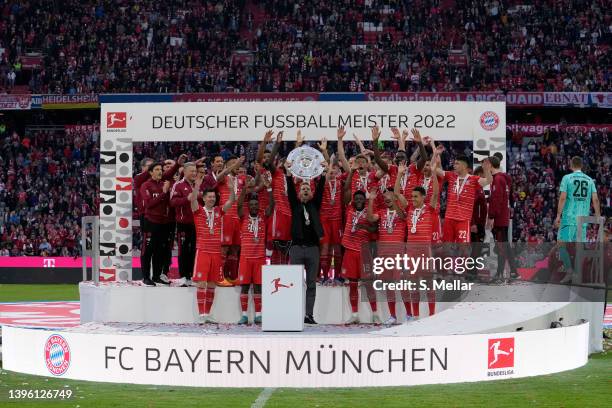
top-left (349, 281), bottom-right (359, 313)
top-left (320, 253), bottom-right (330, 280)
top-left (204, 287), bottom-right (215, 315)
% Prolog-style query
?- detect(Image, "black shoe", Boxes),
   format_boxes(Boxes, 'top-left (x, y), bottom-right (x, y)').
top-left (153, 278), bottom-right (170, 286)
top-left (304, 315), bottom-right (317, 324)
top-left (142, 278), bottom-right (156, 286)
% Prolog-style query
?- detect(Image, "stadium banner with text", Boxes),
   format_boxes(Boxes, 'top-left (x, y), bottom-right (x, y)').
top-left (97, 92), bottom-right (612, 107)
top-left (31, 94), bottom-right (99, 109)
top-left (0, 94), bottom-right (31, 110)
top-left (365, 92), bottom-right (611, 108)
top-left (101, 101), bottom-right (506, 142)
top-left (507, 123), bottom-right (612, 135)
top-left (174, 92), bottom-right (320, 102)
top-left (64, 124), bottom-right (100, 135)
top-left (2, 323), bottom-right (588, 387)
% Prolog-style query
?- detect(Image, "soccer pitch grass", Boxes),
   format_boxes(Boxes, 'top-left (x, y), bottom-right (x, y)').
top-left (0, 284), bottom-right (610, 407)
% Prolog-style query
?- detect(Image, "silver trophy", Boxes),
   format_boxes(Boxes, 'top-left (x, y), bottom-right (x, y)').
top-left (287, 145), bottom-right (325, 179)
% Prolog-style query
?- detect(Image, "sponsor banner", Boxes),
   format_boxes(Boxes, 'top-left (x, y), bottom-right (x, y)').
top-left (173, 92), bottom-right (320, 102)
top-left (32, 94), bottom-right (99, 109)
top-left (1, 323), bottom-right (588, 387)
top-left (0, 256), bottom-right (177, 269)
top-left (101, 101), bottom-right (506, 142)
top-left (507, 123), bottom-right (612, 135)
top-left (64, 124), bottom-right (100, 135)
top-left (365, 92), bottom-right (544, 106)
top-left (0, 94), bottom-right (31, 110)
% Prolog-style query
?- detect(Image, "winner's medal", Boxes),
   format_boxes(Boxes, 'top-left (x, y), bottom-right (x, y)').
top-left (411, 207), bottom-right (424, 234)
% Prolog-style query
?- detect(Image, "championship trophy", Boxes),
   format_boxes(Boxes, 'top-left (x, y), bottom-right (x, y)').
top-left (287, 145), bottom-right (325, 179)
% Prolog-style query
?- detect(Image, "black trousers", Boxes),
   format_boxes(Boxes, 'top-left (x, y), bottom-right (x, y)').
top-left (176, 223), bottom-right (196, 279)
top-left (142, 221), bottom-right (170, 281)
top-left (162, 221), bottom-right (176, 274)
top-left (289, 245), bottom-right (320, 316)
top-left (492, 226), bottom-right (518, 278)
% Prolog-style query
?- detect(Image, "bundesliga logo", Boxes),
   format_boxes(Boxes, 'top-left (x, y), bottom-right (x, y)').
top-left (106, 112), bottom-right (127, 129)
top-left (44, 334), bottom-right (71, 376)
top-left (488, 337), bottom-right (514, 369)
top-left (480, 111), bottom-right (500, 131)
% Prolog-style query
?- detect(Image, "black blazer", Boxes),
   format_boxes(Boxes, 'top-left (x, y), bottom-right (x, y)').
top-left (286, 174), bottom-right (326, 243)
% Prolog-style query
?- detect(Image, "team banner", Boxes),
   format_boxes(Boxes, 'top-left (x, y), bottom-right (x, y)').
top-left (101, 101), bottom-right (506, 142)
top-left (0, 94), bottom-right (31, 110)
top-left (2, 323), bottom-right (588, 388)
top-left (507, 123), bottom-right (612, 135)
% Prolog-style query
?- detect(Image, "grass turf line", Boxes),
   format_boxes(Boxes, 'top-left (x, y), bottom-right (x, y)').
top-left (0, 284), bottom-right (79, 303)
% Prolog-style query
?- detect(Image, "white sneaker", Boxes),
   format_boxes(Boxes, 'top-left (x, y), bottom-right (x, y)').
top-left (346, 313), bottom-right (359, 324)
top-left (186, 278), bottom-right (193, 286)
top-left (159, 273), bottom-right (170, 283)
top-left (372, 314), bottom-right (382, 324)
top-left (404, 315), bottom-right (417, 323)
top-left (176, 277), bottom-right (187, 286)
top-left (384, 316), bottom-right (397, 326)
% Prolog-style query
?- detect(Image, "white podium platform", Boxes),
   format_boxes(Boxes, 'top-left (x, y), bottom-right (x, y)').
top-left (79, 282), bottom-right (198, 324)
top-left (261, 265), bottom-right (305, 331)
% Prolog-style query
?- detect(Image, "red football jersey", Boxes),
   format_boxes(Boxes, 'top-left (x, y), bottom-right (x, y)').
top-left (411, 166), bottom-right (443, 208)
top-left (239, 212), bottom-right (267, 259)
top-left (218, 174), bottom-right (249, 219)
top-left (444, 172), bottom-right (481, 221)
top-left (320, 177), bottom-right (343, 220)
top-left (406, 205), bottom-right (434, 243)
top-left (377, 208), bottom-right (407, 242)
top-left (193, 205), bottom-right (224, 253)
top-left (271, 168), bottom-right (291, 216)
top-left (351, 170), bottom-right (378, 195)
top-left (341, 207), bottom-right (371, 252)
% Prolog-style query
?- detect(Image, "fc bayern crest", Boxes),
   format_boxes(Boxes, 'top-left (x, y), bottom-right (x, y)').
top-left (44, 334), bottom-right (71, 375)
top-left (480, 111), bottom-right (500, 131)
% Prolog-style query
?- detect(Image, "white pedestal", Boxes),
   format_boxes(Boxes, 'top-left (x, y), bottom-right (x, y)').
top-left (79, 282), bottom-right (198, 324)
top-left (261, 265), bottom-right (305, 331)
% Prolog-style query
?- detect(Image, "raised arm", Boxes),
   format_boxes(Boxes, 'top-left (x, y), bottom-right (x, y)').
top-left (191, 174), bottom-right (204, 212)
top-left (366, 188), bottom-right (379, 223)
top-left (284, 161), bottom-right (298, 207)
top-left (343, 165), bottom-right (357, 205)
top-left (411, 129), bottom-right (428, 171)
top-left (430, 161), bottom-right (439, 209)
top-left (256, 130), bottom-right (274, 164)
top-left (478, 159), bottom-right (493, 187)
top-left (264, 131), bottom-right (283, 171)
top-left (371, 126), bottom-right (389, 173)
top-left (216, 156), bottom-right (244, 183)
top-left (222, 175), bottom-right (237, 213)
top-left (296, 129), bottom-right (304, 148)
top-left (314, 162), bottom-right (328, 209)
top-left (336, 127), bottom-right (351, 173)
top-left (236, 179), bottom-right (251, 219)
top-left (394, 163), bottom-right (409, 210)
top-left (391, 128), bottom-right (407, 153)
top-left (353, 132), bottom-right (367, 155)
top-left (263, 175), bottom-right (275, 217)
top-left (317, 137), bottom-right (330, 164)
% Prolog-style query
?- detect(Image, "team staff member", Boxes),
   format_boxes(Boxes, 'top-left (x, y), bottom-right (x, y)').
top-left (487, 155), bottom-right (519, 281)
top-left (170, 162), bottom-right (202, 286)
top-left (140, 162), bottom-right (172, 286)
top-left (284, 159), bottom-right (328, 325)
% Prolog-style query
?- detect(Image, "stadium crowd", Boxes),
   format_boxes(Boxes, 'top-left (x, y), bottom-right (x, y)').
top-left (0, 0), bottom-right (609, 93)
top-left (0, 124), bottom-right (609, 257)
